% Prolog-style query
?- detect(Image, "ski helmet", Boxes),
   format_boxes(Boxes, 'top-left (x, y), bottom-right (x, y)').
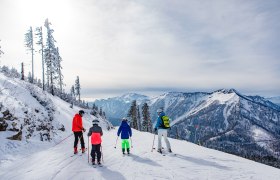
top-left (92, 119), bottom-right (99, 125)
top-left (122, 117), bottom-right (128, 121)
top-left (157, 109), bottom-right (163, 113)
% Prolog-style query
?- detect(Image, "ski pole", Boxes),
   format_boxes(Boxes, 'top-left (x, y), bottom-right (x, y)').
top-left (88, 137), bottom-right (89, 163)
top-left (78, 133), bottom-right (84, 151)
top-left (101, 145), bottom-right (104, 163)
top-left (151, 133), bottom-right (156, 152)
top-left (130, 137), bottom-right (133, 148)
top-left (114, 136), bottom-right (119, 149)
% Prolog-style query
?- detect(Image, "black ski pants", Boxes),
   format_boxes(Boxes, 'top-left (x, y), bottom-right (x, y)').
top-left (74, 131), bottom-right (85, 148)
top-left (91, 144), bottom-right (101, 163)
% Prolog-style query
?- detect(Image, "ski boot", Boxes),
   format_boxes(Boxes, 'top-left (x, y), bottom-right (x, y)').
top-left (74, 147), bottom-right (78, 154)
top-left (82, 147), bottom-right (86, 153)
top-left (157, 149), bottom-right (162, 154)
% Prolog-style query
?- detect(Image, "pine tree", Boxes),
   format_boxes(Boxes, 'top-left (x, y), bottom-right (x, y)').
top-left (71, 85), bottom-right (75, 98)
top-left (35, 26), bottom-right (45, 90)
top-left (75, 76), bottom-right (81, 102)
top-left (56, 47), bottom-right (63, 95)
top-left (70, 85), bottom-right (75, 108)
top-left (127, 100), bottom-right (138, 129)
top-left (21, 62), bottom-right (24, 80)
top-left (141, 103), bottom-right (152, 132)
top-left (44, 19), bottom-right (57, 95)
top-left (24, 27), bottom-right (34, 83)
top-left (137, 105), bottom-right (141, 131)
top-left (27, 72), bottom-right (32, 83)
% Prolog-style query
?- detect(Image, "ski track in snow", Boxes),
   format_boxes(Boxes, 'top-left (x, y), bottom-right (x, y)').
top-left (1, 129), bottom-right (280, 180)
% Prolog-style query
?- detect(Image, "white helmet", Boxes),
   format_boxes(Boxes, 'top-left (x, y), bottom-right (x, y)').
top-left (157, 109), bottom-right (163, 113)
top-left (92, 118), bottom-right (99, 124)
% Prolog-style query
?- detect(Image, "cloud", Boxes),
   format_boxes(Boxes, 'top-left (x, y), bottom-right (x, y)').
top-left (0, 0), bottom-right (279, 99)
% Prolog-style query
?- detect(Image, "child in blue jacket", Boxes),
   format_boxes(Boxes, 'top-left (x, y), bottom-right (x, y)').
top-left (117, 118), bottom-right (132, 154)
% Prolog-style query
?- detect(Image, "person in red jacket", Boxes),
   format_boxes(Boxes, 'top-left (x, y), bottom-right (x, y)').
top-left (87, 119), bottom-right (103, 166)
top-left (72, 110), bottom-right (86, 154)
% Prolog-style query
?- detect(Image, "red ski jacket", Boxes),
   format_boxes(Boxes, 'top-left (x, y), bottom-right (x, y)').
top-left (87, 125), bottom-right (103, 145)
top-left (72, 114), bottom-right (83, 132)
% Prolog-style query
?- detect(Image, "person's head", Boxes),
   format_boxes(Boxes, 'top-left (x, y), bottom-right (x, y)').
top-left (79, 110), bottom-right (85, 116)
top-left (157, 108), bottom-right (163, 115)
top-left (122, 117), bottom-right (128, 121)
top-left (92, 118), bottom-right (99, 125)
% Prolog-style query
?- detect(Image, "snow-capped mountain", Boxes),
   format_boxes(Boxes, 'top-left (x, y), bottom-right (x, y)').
top-left (92, 93), bottom-right (149, 125)
top-left (267, 96), bottom-right (280, 106)
top-left (164, 89), bottom-right (280, 168)
top-left (94, 89), bottom-right (280, 168)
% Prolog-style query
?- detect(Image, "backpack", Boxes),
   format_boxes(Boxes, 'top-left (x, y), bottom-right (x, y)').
top-left (161, 115), bottom-right (170, 129)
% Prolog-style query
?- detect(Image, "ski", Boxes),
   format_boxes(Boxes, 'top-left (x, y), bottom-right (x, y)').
top-left (91, 163), bottom-right (102, 168)
top-left (122, 153), bottom-right (131, 157)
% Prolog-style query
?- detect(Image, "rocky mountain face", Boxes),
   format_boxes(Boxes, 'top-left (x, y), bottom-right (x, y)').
top-left (0, 75), bottom-right (63, 142)
top-left (0, 72), bottom-right (112, 144)
top-left (93, 89), bottom-right (280, 168)
top-left (166, 89), bottom-right (280, 168)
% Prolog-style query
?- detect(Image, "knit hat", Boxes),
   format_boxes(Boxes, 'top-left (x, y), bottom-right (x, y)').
top-left (79, 110), bottom-right (85, 115)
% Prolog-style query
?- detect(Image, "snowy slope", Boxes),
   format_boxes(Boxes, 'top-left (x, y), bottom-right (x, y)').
top-left (0, 128), bottom-right (280, 180)
top-left (0, 72), bottom-right (111, 167)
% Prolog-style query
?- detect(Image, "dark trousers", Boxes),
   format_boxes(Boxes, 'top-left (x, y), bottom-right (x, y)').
top-left (74, 131), bottom-right (85, 148)
top-left (91, 144), bottom-right (101, 163)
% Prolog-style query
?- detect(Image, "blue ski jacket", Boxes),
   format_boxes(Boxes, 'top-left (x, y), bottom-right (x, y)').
top-left (155, 112), bottom-right (165, 130)
top-left (117, 121), bottom-right (132, 139)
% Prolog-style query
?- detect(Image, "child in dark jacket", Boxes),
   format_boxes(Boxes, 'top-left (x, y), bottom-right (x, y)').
top-left (117, 118), bottom-right (132, 154)
top-left (87, 119), bottom-right (103, 165)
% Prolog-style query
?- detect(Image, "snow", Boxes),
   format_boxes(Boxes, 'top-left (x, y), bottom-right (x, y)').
top-left (251, 126), bottom-right (274, 149)
top-left (1, 128), bottom-right (280, 179)
top-left (171, 91), bottom-right (239, 125)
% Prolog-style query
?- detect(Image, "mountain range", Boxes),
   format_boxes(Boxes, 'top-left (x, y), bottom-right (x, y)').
top-left (92, 89), bottom-right (280, 168)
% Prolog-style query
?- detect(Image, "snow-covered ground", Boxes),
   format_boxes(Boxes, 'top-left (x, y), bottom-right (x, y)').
top-left (0, 128), bottom-right (280, 180)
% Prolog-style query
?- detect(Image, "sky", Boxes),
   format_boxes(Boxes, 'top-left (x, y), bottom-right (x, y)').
top-left (0, 0), bottom-right (279, 101)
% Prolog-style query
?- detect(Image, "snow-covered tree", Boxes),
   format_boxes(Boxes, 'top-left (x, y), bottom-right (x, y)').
top-left (141, 103), bottom-right (152, 132)
top-left (71, 85), bottom-right (75, 99)
top-left (35, 26), bottom-right (45, 90)
top-left (56, 47), bottom-right (63, 95)
top-left (44, 19), bottom-right (60, 96)
top-left (27, 72), bottom-right (32, 83)
top-left (21, 62), bottom-right (24, 80)
top-left (24, 27), bottom-right (34, 83)
top-left (75, 76), bottom-right (81, 102)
